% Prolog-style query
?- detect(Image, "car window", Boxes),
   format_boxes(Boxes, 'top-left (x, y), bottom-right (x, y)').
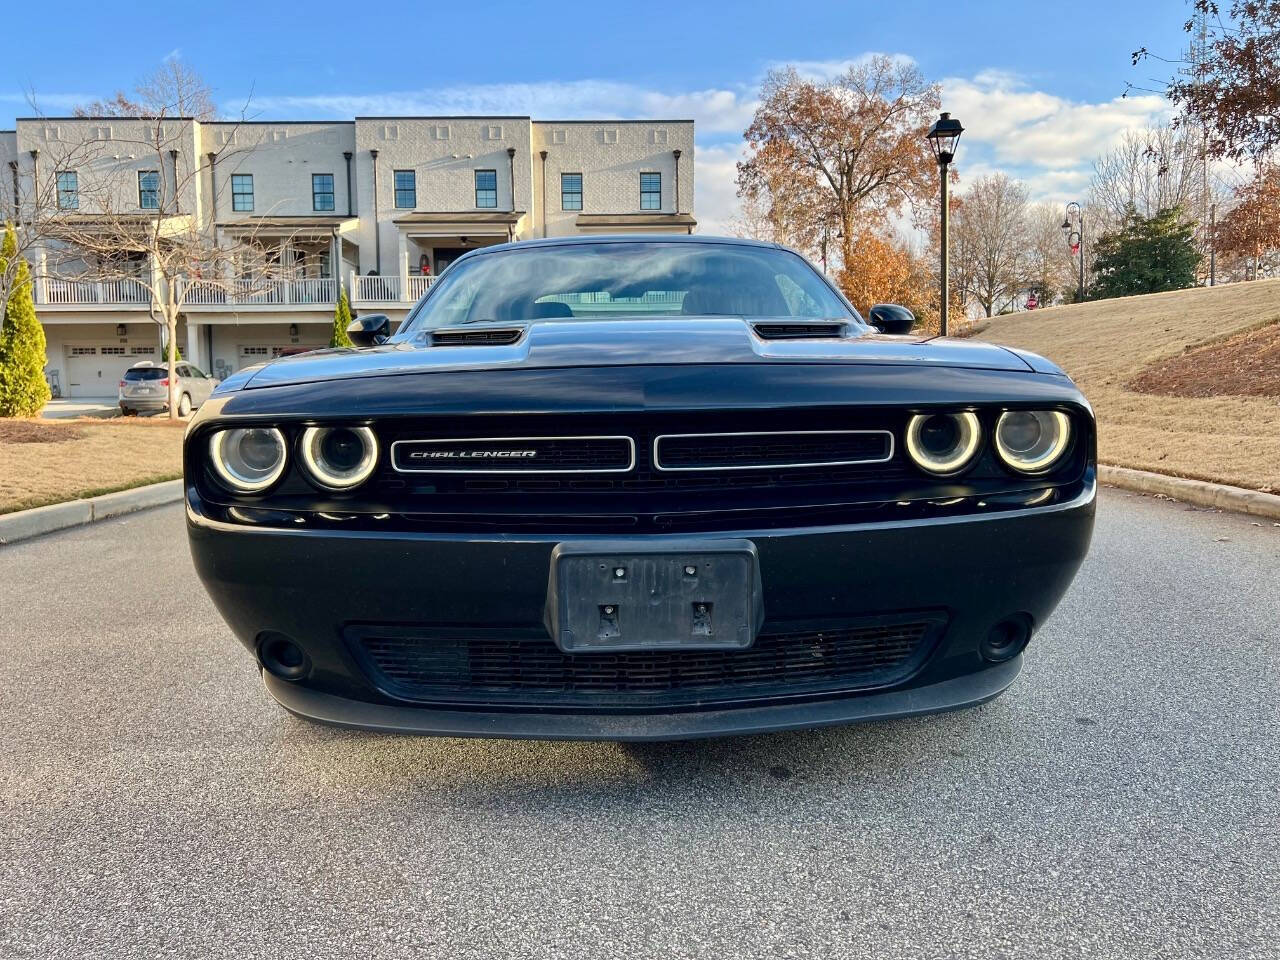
top-left (186, 364), bottom-right (207, 379)
top-left (176, 365), bottom-right (190, 378)
top-left (123, 367), bottom-right (166, 381)
top-left (404, 241), bottom-right (856, 331)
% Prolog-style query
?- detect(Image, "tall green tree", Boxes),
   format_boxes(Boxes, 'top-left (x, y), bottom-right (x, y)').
top-left (1091, 207), bottom-right (1201, 300)
top-left (0, 224), bottom-right (52, 417)
top-left (330, 284), bottom-right (354, 348)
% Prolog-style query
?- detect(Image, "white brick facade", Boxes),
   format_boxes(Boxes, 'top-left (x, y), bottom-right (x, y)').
top-left (0, 114), bottom-right (696, 397)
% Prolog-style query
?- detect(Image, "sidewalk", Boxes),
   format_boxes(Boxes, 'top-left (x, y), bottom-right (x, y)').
top-left (41, 398), bottom-right (118, 420)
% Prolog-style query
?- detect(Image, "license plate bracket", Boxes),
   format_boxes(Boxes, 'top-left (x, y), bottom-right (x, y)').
top-left (546, 539), bottom-right (764, 653)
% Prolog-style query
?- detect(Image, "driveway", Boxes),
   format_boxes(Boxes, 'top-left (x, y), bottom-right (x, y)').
top-left (0, 490), bottom-right (1276, 959)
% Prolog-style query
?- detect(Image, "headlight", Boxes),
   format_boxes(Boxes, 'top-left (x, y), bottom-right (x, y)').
top-left (995, 410), bottom-right (1072, 473)
top-left (209, 428), bottom-right (287, 493)
top-left (905, 412), bottom-right (982, 475)
top-left (298, 426), bottom-right (378, 490)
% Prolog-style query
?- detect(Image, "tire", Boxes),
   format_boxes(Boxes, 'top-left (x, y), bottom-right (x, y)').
top-left (177, 393), bottom-right (192, 417)
top-left (120, 406), bottom-right (134, 417)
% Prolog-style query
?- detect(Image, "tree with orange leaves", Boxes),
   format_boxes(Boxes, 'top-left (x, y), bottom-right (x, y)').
top-left (736, 57), bottom-right (940, 272)
top-left (1216, 166), bottom-right (1280, 280)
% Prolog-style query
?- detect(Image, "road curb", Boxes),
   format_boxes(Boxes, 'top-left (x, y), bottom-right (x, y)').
top-left (1100, 465), bottom-right (1280, 521)
top-left (0, 479), bottom-right (183, 546)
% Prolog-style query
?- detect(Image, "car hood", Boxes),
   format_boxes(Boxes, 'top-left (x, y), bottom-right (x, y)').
top-left (234, 317), bottom-right (1038, 391)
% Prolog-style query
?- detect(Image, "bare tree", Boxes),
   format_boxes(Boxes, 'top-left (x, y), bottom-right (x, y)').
top-left (1022, 203), bottom-right (1075, 305)
top-left (75, 59), bottom-right (218, 121)
top-left (1088, 125), bottom-right (1206, 221)
top-left (29, 62), bottom-right (277, 419)
top-left (953, 174), bottom-right (1029, 317)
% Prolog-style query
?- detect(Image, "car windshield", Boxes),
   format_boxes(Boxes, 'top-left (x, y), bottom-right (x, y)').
top-left (123, 367), bottom-right (166, 381)
top-left (403, 241), bottom-right (857, 331)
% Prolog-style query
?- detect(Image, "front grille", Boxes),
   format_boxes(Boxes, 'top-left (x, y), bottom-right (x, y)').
top-left (348, 614), bottom-right (945, 710)
top-left (371, 410), bottom-right (919, 533)
top-left (655, 430), bottom-right (892, 471)
top-left (392, 436), bottom-right (634, 473)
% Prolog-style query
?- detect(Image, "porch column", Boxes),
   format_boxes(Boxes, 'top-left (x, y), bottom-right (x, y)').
top-left (400, 247), bottom-right (410, 301)
top-left (186, 321), bottom-right (207, 371)
top-left (35, 248), bottom-right (47, 304)
top-left (330, 230), bottom-right (340, 302)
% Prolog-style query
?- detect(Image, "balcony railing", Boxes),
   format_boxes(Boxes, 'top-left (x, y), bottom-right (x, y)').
top-left (177, 277), bottom-right (337, 307)
top-left (353, 272), bottom-right (438, 303)
top-left (43, 277), bottom-right (151, 306)
top-left (405, 275), bottom-right (438, 300)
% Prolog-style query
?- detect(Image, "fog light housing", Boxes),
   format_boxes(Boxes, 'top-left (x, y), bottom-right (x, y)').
top-left (981, 615), bottom-right (1032, 662)
top-left (258, 632), bottom-right (310, 681)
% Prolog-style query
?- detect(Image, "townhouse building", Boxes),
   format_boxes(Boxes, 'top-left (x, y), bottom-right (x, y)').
top-left (0, 116), bottom-right (695, 397)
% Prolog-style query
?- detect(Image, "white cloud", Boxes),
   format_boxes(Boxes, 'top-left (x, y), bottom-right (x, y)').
top-left (692, 142), bottom-right (749, 236)
top-left (942, 71), bottom-right (1169, 168)
top-left (246, 80), bottom-right (756, 135)
top-left (0, 91), bottom-right (97, 115)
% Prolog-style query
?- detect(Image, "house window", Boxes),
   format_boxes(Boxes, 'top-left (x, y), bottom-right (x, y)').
top-left (312, 173), bottom-right (335, 212)
top-left (475, 169), bottom-right (497, 208)
top-left (640, 172), bottom-right (662, 210)
top-left (231, 174), bottom-right (254, 212)
top-left (561, 173), bottom-right (583, 211)
top-left (138, 170), bottom-right (159, 210)
top-left (394, 170), bottom-right (416, 209)
top-left (56, 171), bottom-right (78, 210)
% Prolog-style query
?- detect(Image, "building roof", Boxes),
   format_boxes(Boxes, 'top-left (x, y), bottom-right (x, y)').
top-left (392, 211), bottom-right (525, 226)
top-left (215, 215), bottom-right (357, 232)
top-left (575, 213), bottom-right (698, 228)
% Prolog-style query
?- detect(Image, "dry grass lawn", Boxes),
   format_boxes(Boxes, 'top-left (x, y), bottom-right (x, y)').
top-left (978, 278), bottom-right (1280, 492)
top-left (0, 417), bottom-right (184, 515)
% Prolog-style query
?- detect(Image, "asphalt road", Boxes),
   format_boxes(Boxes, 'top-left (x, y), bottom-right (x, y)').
top-left (1, 490), bottom-right (1277, 960)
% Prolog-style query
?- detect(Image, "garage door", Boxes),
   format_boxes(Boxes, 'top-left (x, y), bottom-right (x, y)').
top-left (239, 343), bottom-right (326, 365)
top-left (65, 345), bottom-right (135, 398)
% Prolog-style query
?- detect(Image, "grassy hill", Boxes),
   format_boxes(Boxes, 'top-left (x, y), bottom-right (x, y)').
top-left (977, 279), bottom-right (1280, 492)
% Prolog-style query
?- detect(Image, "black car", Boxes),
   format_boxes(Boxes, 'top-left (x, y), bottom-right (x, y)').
top-left (185, 236), bottom-right (1095, 740)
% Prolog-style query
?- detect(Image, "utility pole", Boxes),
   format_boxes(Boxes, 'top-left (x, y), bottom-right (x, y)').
top-left (1209, 203), bottom-right (1216, 286)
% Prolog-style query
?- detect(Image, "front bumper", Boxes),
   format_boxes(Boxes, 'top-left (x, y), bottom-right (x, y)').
top-left (263, 655), bottom-right (1023, 740)
top-left (188, 475), bottom-right (1095, 740)
top-left (121, 397), bottom-right (168, 411)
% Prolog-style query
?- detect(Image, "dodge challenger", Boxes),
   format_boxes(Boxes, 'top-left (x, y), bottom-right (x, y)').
top-left (185, 235), bottom-right (1095, 740)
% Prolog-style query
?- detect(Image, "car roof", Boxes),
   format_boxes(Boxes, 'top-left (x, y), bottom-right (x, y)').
top-left (448, 233), bottom-right (789, 267)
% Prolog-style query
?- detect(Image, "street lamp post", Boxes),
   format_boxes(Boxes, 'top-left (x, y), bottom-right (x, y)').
top-left (1061, 201), bottom-right (1085, 302)
top-left (927, 112), bottom-right (964, 336)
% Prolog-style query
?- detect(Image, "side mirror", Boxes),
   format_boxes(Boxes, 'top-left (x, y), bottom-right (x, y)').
top-left (868, 304), bottom-right (916, 335)
top-left (347, 313), bottom-right (392, 347)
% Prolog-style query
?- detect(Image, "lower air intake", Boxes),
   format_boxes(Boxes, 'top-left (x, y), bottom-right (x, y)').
top-left (347, 614), bottom-right (946, 710)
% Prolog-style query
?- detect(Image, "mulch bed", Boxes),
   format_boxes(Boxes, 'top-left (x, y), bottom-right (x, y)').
top-left (0, 421), bottom-right (86, 443)
top-left (1128, 322), bottom-right (1280, 399)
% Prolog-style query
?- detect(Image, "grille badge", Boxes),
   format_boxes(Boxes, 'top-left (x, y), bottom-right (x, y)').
top-left (390, 436), bottom-right (635, 474)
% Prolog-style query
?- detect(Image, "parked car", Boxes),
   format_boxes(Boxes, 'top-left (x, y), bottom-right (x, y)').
top-left (185, 235), bottom-right (1096, 740)
top-left (119, 360), bottom-right (218, 417)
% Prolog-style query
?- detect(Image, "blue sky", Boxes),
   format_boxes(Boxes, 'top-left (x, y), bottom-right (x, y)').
top-left (3, 0), bottom-right (1191, 231)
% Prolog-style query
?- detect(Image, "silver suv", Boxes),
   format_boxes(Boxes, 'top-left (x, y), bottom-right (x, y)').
top-left (119, 360), bottom-right (218, 417)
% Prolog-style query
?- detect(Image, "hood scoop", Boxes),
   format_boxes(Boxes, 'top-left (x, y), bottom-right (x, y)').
top-left (429, 327), bottom-right (525, 347)
top-left (752, 321), bottom-right (850, 340)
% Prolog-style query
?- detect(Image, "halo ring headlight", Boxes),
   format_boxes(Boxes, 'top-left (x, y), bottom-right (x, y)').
top-left (995, 410), bottom-right (1072, 474)
top-left (209, 428), bottom-right (288, 493)
top-left (905, 412), bottom-right (982, 476)
top-left (299, 426), bottom-right (378, 490)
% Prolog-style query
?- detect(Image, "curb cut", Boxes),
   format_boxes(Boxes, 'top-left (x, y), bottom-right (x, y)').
top-left (0, 479), bottom-right (183, 547)
top-left (1100, 465), bottom-right (1280, 521)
